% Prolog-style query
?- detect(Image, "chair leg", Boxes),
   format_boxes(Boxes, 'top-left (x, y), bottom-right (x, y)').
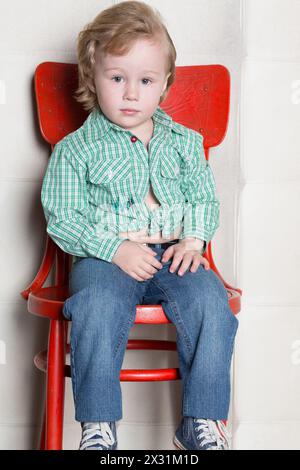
top-left (39, 406), bottom-right (46, 450)
top-left (45, 319), bottom-right (66, 450)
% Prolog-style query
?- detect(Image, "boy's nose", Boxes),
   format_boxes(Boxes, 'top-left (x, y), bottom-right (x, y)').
top-left (123, 86), bottom-right (139, 100)
top-left (124, 94), bottom-right (138, 101)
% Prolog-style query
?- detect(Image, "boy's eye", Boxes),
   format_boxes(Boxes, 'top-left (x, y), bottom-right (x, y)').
top-left (111, 76), bottom-right (152, 85)
top-left (112, 76), bottom-right (123, 83)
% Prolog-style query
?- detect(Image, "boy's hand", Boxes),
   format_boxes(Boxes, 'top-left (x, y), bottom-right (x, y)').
top-left (112, 240), bottom-right (163, 281)
top-left (162, 240), bottom-right (210, 275)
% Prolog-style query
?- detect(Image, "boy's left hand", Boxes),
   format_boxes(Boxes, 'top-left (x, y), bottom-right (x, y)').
top-left (161, 240), bottom-right (210, 276)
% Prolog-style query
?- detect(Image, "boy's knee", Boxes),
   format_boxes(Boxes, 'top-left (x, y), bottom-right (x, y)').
top-left (63, 287), bottom-right (102, 321)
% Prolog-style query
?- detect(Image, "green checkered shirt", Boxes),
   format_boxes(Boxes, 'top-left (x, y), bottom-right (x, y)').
top-left (41, 106), bottom-right (220, 263)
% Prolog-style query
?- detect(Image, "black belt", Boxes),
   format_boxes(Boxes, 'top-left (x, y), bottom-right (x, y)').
top-left (143, 239), bottom-right (179, 249)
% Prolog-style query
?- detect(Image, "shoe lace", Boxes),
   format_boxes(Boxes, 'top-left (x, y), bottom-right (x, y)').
top-left (79, 422), bottom-right (115, 450)
top-left (194, 419), bottom-right (231, 450)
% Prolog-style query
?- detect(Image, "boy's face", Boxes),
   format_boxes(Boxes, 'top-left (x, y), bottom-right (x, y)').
top-left (93, 38), bottom-right (171, 133)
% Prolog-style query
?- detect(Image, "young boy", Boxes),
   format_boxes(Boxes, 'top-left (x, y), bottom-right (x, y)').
top-left (41, 0), bottom-right (238, 450)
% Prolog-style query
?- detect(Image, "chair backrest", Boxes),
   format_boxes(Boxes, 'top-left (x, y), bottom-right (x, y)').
top-left (34, 62), bottom-right (230, 150)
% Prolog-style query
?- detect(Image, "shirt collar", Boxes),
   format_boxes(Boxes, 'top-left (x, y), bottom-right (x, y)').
top-left (87, 105), bottom-right (186, 140)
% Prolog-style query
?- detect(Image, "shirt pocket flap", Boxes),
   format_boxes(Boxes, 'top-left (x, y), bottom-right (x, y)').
top-left (88, 158), bottom-right (131, 185)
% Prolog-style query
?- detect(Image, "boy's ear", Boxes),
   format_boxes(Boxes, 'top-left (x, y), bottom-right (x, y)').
top-left (162, 72), bottom-right (171, 93)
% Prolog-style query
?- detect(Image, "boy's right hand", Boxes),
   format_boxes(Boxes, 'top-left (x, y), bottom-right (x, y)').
top-left (112, 240), bottom-right (163, 281)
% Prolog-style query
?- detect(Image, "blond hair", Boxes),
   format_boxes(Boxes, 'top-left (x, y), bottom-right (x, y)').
top-left (74, 0), bottom-right (177, 112)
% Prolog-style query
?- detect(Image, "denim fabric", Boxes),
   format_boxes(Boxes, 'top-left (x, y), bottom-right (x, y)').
top-left (63, 243), bottom-right (239, 423)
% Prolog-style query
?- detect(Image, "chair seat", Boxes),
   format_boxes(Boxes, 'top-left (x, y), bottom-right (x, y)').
top-left (28, 284), bottom-right (241, 322)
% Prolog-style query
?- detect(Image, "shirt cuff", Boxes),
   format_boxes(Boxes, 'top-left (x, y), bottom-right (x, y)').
top-left (182, 202), bottom-right (219, 243)
top-left (179, 237), bottom-right (207, 255)
top-left (96, 237), bottom-right (128, 263)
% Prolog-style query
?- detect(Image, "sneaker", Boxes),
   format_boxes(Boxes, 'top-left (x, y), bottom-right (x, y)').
top-left (79, 421), bottom-right (117, 450)
top-left (174, 417), bottom-right (231, 450)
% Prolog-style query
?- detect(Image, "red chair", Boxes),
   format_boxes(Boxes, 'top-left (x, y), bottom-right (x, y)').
top-left (21, 62), bottom-right (242, 450)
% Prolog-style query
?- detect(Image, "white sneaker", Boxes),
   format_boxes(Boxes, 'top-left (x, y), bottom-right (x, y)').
top-left (79, 421), bottom-right (117, 450)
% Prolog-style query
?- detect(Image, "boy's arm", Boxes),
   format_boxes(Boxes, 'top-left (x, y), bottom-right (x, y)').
top-left (41, 142), bottom-right (128, 263)
top-left (180, 132), bottom-right (220, 254)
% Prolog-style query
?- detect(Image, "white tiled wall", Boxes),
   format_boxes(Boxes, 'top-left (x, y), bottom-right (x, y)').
top-left (1, 0), bottom-right (298, 450)
top-left (233, 0), bottom-right (300, 450)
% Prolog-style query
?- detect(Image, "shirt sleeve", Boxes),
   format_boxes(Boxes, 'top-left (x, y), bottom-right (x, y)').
top-left (41, 141), bottom-right (128, 263)
top-left (180, 133), bottom-right (220, 244)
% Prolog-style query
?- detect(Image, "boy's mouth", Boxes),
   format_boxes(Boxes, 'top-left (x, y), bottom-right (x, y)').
top-left (120, 109), bottom-right (139, 115)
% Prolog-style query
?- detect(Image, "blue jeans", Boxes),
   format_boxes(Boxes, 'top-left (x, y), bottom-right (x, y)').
top-left (62, 242), bottom-right (239, 423)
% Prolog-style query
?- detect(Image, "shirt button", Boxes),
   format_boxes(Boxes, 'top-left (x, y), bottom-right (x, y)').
top-left (131, 136), bottom-right (138, 143)
top-left (126, 197), bottom-right (134, 209)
